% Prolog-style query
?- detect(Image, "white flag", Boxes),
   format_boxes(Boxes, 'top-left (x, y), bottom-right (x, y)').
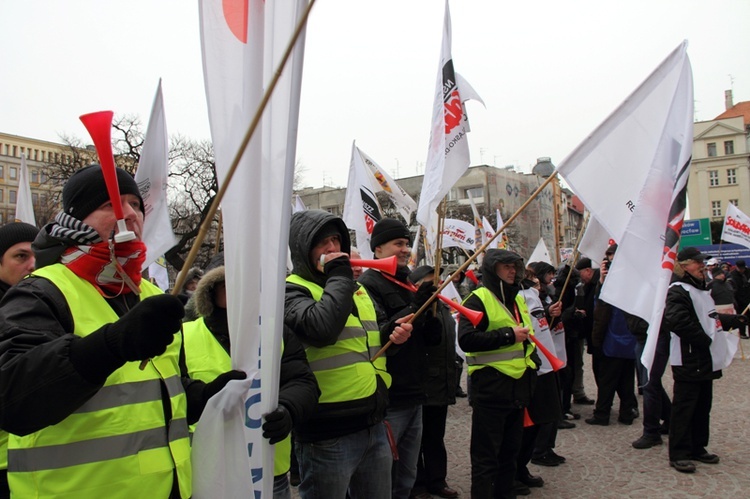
top-left (147, 256), bottom-right (170, 291)
top-left (720, 203), bottom-right (750, 249)
top-left (408, 224), bottom-right (422, 270)
top-left (14, 154), bottom-right (36, 225)
top-left (556, 41), bottom-right (694, 374)
top-left (528, 237), bottom-right (552, 265)
top-left (481, 216), bottom-right (495, 247)
top-left (135, 80), bottom-right (178, 269)
top-left (495, 208), bottom-right (509, 249)
top-left (578, 216), bottom-right (612, 262)
top-left (416, 0), bottom-right (482, 243)
top-left (293, 195), bottom-right (307, 213)
top-left (441, 218), bottom-right (477, 251)
top-left (195, 1), bottom-right (307, 497)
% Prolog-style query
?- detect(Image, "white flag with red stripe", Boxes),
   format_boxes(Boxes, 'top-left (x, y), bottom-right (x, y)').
top-left (195, 1), bottom-right (308, 497)
top-left (556, 41), bottom-right (694, 374)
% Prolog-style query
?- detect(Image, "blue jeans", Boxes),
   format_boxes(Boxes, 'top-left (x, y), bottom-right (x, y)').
top-left (386, 405), bottom-right (423, 499)
top-left (273, 474), bottom-right (291, 499)
top-left (295, 424), bottom-right (392, 499)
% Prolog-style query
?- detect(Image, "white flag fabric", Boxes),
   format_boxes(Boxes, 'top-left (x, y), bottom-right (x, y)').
top-left (293, 194), bottom-right (307, 213)
top-left (495, 209), bottom-right (508, 249)
top-left (147, 256), bottom-right (170, 291)
top-left (408, 224), bottom-right (422, 270)
top-left (528, 237), bottom-right (553, 265)
top-left (481, 216), bottom-right (495, 247)
top-left (557, 41), bottom-right (693, 374)
top-left (343, 142), bottom-right (417, 259)
top-left (135, 80), bottom-right (178, 269)
top-left (417, 0), bottom-right (481, 242)
top-left (14, 154), bottom-right (36, 225)
top-left (196, 1), bottom-right (307, 497)
top-left (578, 216), bottom-right (612, 262)
top-left (441, 218), bottom-right (477, 251)
top-left (720, 203), bottom-right (750, 249)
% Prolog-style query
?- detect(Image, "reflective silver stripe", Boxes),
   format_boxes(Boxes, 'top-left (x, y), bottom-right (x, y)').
top-left (8, 418), bottom-right (189, 472)
top-left (360, 321), bottom-right (379, 331)
top-left (308, 351), bottom-right (370, 371)
top-left (369, 345), bottom-right (381, 358)
top-left (73, 376), bottom-right (182, 414)
top-left (338, 327), bottom-right (366, 341)
top-left (466, 350), bottom-right (524, 365)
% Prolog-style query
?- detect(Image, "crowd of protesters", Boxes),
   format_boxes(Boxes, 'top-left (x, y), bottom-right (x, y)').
top-left (0, 167), bottom-right (748, 498)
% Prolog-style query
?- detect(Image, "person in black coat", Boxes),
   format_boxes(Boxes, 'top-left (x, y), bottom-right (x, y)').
top-left (665, 247), bottom-right (747, 473)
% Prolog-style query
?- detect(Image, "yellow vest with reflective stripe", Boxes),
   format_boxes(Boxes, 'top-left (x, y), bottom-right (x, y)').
top-left (286, 274), bottom-right (390, 404)
top-left (8, 264), bottom-right (191, 499)
top-left (464, 287), bottom-right (537, 379)
top-left (182, 317), bottom-right (292, 477)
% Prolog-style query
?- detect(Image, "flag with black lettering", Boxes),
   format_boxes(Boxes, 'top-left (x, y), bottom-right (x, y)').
top-left (721, 203), bottom-right (750, 249)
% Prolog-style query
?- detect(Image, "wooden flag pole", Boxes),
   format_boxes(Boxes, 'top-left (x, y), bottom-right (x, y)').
top-left (371, 171), bottom-right (560, 361)
top-left (555, 212), bottom-right (592, 305)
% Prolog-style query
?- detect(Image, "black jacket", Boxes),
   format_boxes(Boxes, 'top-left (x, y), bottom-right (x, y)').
top-left (284, 210), bottom-right (391, 442)
top-left (358, 268), bottom-right (442, 408)
top-left (457, 249), bottom-right (538, 409)
top-left (665, 272), bottom-right (742, 382)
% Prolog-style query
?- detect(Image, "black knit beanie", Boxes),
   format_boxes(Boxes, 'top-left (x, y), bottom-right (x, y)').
top-left (63, 164), bottom-right (144, 221)
top-left (370, 218), bottom-right (411, 252)
top-left (0, 222), bottom-right (39, 258)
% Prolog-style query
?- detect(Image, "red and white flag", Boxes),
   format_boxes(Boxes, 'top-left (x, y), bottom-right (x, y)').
top-left (721, 203), bottom-right (750, 249)
top-left (135, 79), bottom-right (178, 269)
top-left (195, 1), bottom-right (307, 497)
top-left (417, 0), bottom-right (483, 244)
top-left (14, 154), bottom-right (36, 225)
top-left (556, 41), bottom-right (694, 373)
top-left (441, 218), bottom-right (477, 251)
top-left (343, 142), bottom-right (416, 258)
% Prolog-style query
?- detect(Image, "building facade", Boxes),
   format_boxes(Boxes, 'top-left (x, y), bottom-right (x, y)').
top-left (0, 132), bottom-right (67, 225)
top-left (688, 91), bottom-right (750, 221)
top-left (296, 163), bottom-right (585, 265)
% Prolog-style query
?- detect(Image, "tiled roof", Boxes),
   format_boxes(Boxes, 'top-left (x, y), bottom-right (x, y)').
top-left (714, 101), bottom-right (750, 126)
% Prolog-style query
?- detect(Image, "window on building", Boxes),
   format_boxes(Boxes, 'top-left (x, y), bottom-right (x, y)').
top-left (32, 193), bottom-right (39, 205)
top-left (447, 188), bottom-right (458, 201)
top-left (712, 200), bottom-right (722, 217)
top-left (12, 146), bottom-right (17, 157)
top-left (9, 167), bottom-right (17, 180)
top-left (31, 170), bottom-right (39, 183)
top-left (707, 143), bottom-right (717, 157)
top-left (709, 170), bottom-right (719, 186)
top-left (9, 190), bottom-right (16, 204)
top-left (730, 199), bottom-right (738, 207)
top-left (324, 206), bottom-right (341, 216)
top-left (464, 186), bottom-right (484, 199)
top-left (727, 169), bottom-right (737, 185)
top-left (725, 141), bottom-right (734, 155)
top-left (0, 212), bottom-right (4, 224)
top-left (0, 165), bottom-right (3, 178)
top-left (0, 189), bottom-right (3, 202)
top-left (40, 171), bottom-right (47, 183)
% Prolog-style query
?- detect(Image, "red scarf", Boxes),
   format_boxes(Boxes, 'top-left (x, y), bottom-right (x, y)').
top-left (61, 241), bottom-right (147, 296)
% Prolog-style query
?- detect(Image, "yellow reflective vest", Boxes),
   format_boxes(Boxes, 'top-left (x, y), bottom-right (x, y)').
top-left (286, 275), bottom-right (390, 403)
top-left (464, 287), bottom-right (537, 379)
top-left (182, 317), bottom-right (292, 477)
top-left (7, 264), bottom-right (191, 499)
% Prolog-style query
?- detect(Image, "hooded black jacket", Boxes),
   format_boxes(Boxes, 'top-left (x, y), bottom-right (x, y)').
top-left (284, 210), bottom-right (393, 442)
top-left (457, 249), bottom-right (538, 408)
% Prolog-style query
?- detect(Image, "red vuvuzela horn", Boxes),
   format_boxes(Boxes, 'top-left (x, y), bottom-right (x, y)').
top-left (438, 295), bottom-right (483, 326)
top-left (528, 334), bottom-right (565, 372)
top-left (79, 110), bottom-right (136, 243)
top-left (349, 255), bottom-right (398, 275)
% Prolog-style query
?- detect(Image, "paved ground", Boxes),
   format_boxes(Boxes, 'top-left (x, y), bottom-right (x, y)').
top-left (292, 343), bottom-right (750, 498)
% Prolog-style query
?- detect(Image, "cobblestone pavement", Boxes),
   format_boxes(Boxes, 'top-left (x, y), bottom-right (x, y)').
top-left (292, 345), bottom-right (750, 498)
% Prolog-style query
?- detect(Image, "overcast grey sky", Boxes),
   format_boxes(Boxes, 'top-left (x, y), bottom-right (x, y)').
top-left (2, 0), bottom-right (748, 189)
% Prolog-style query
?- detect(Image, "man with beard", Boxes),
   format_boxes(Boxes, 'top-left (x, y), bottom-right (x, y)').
top-left (458, 249), bottom-right (540, 499)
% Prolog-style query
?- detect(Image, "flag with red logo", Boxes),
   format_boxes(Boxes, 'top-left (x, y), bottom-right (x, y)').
top-left (416, 0), bottom-right (483, 245)
top-left (195, 1), bottom-right (308, 497)
top-left (721, 203), bottom-right (750, 249)
top-left (441, 218), bottom-right (477, 251)
top-left (556, 41), bottom-right (693, 373)
top-left (343, 142), bottom-right (416, 259)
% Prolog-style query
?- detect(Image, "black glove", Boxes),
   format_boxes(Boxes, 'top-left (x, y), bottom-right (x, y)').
top-left (262, 404), bottom-right (293, 444)
top-left (104, 294), bottom-right (184, 362)
top-left (324, 255), bottom-right (353, 279)
top-left (412, 281), bottom-right (438, 309)
top-left (733, 314), bottom-right (749, 327)
top-left (204, 370), bottom-right (247, 402)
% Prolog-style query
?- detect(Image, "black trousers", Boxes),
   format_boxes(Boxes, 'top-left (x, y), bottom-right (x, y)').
top-left (413, 405), bottom-right (449, 493)
top-left (592, 354), bottom-right (637, 421)
top-left (0, 470), bottom-right (8, 499)
top-left (470, 404), bottom-right (523, 499)
top-left (669, 378), bottom-right (713, 461)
